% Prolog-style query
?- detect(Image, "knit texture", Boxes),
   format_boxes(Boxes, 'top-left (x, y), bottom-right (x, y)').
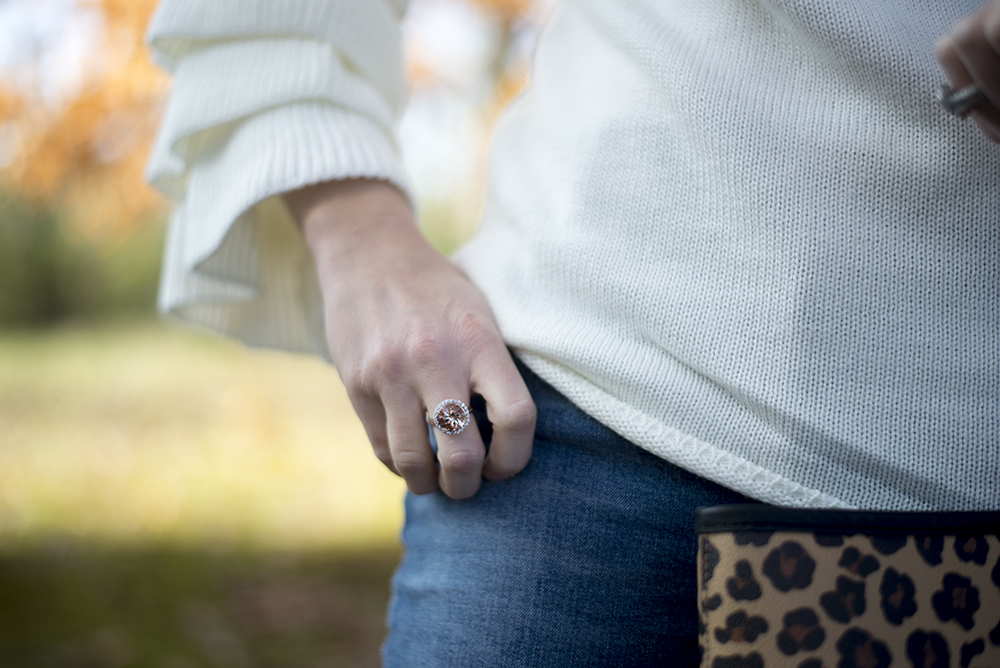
top-left (147, 0), bottom-right (1000, 510)
top-left (146, 0), bottom-right (412, 353)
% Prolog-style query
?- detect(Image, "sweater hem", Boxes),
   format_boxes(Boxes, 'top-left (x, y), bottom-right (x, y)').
top-left (513, 350), bottom-right (853, 510)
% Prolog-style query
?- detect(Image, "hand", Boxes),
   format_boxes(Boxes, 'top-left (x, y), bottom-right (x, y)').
top-left (935, 0), bottom-right (1000, 143)
top-left (284, 179), bottom-right (536, 499)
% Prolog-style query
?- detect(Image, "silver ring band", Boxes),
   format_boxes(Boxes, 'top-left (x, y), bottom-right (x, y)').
top-left (937, 83), bottom-right (987, 118)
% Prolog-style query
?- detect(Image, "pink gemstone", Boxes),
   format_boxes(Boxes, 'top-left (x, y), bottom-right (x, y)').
top-left (440, 404), bottom-right (465, 431)
top-left (437, 403), bottom-right (469, 434)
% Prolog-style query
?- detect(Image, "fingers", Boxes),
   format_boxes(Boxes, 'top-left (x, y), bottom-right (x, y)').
top-left (421, 345), bottom-right (538, 496)
top-left (935, 2), bottom-right (1000, 141)
top-left (349, 385), bottom-right (442, 494)
top-left (352, 356), bottom-right (534, 499)
top-left (471, 349), bottom-right (536, 483)
top-left (305, 178), bottom-right (535, 499)
top-left (347, 391), bottom-right (397, 475)
top-left (423, 391), bottom-right (488, 500)
top-left (353, 375), bottom-right (491, 499)
top-left (384, 392), bottom-right (439, 495)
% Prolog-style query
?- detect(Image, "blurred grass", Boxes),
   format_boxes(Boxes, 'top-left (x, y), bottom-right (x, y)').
top-left (0, 321), bottom-right (408, 667)
top-left (0, 546), bottom-right (399, 668)
top-left (0, 195), bottom-right (164, 326)
top-left (0, 321), bottom-right (406, 549)
top-left (0, 189), bottom-right (474, 666)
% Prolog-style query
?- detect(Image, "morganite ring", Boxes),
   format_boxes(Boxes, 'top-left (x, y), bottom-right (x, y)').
top-left (428, 399), bottom-right (471, 436)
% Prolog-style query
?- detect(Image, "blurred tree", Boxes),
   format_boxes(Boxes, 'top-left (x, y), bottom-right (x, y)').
top-left (0, 0), bottom-right (168, 238)
top-left (0, 0), bottom-right (537, 239)
top-left (403, 0), bottom-right (545, 249)
top-left (0, 0), bottom-right (168, 325)
top-left (475, 0), bottom-right (535, 122)
top-left (415, 0), bottom-right (539, 115)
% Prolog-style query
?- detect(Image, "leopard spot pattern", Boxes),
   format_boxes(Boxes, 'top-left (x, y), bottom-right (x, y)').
top-left (699, 533), bottom-right (1000, 667)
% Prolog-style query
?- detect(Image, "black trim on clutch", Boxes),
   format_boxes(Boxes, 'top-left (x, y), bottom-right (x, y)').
top-left (695, 505), bottom-right (1000, 536)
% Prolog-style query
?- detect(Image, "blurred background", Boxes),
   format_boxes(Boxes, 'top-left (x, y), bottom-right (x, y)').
top-left (0, 0), bottom-right (552, 665)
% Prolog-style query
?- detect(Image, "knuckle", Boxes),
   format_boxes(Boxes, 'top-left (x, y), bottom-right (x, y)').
top-left (344, 349), bottom-right (405, 393)
top-left (406, 329), bottom-right (446, 364)
top-left (439, 448), bottom-right (483, 476)
top-left (494, 398), bottom-right (537, 432)
top-left (343, 364), bottom-right (376, 394)
top-left (456, 310), bottom-right (488, 334)
top-left (456, 312), bottom-right (498, 351)
top-left (344, 357), bottom-right (380, 389)
top-left (374, 347), bottom-right (405, 379)
top-left (393, 449), bottom-right (431, 477)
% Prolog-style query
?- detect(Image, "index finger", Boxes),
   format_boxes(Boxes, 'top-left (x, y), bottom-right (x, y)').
top-left (470, 349), bottom-right (537, 482)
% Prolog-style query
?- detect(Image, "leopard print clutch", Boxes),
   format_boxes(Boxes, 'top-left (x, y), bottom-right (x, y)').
top-left (696, 505), bottom-right (1000, 668)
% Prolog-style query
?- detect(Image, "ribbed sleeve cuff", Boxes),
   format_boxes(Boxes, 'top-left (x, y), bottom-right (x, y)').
top-left (146, 38), bottom-right (397, 202)
top-left (158, 101), bottom-right (413, 359)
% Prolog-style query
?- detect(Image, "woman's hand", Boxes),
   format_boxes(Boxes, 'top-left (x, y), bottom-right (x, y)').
top-left (935, 0), bottom-right (1000, 143)
top-left (284, 178), bottom-right (536, 499)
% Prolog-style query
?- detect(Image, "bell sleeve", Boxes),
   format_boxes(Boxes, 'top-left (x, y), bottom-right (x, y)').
top-left (145, 0), bottom-right (412, 358)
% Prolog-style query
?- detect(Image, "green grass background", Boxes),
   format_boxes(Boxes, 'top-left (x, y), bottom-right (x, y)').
top-left (0, 322), bottom-right (408, 667)
top-left (0, 190), bottom-right (495, 666)
top-left (0, 190), bottom-right (480, 666)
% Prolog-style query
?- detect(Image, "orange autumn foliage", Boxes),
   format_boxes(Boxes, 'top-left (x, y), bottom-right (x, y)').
top-left (0, 0), bottom-right (168, 237)
top-left (467, 0), bottom-right (533, 23)
top-left (0, 0), bottom-right (532, 237)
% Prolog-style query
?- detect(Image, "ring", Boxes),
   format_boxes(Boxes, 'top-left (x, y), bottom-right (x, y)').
top-left (937, 83), bottom-right (987, 118)
top-left (426, 399), bottom-right (471, 436)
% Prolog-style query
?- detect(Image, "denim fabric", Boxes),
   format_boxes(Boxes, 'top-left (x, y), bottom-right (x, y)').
top-left (383, 359), bottom-right (755, 667)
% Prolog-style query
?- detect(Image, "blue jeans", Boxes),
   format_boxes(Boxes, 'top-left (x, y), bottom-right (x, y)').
top-left (383, 358), bottom-right (754, 667)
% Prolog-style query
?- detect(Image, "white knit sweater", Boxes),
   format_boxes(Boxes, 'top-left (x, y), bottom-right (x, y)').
top-left (147, 0), bottom-right (1000, 511)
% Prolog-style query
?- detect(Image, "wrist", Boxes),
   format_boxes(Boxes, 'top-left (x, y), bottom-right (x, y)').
top-left (284, 178), bottom-right (418, 264)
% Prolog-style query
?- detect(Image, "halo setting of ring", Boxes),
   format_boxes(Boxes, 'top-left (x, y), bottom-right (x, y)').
top-left (429, 399), bottom-right (471, 435)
